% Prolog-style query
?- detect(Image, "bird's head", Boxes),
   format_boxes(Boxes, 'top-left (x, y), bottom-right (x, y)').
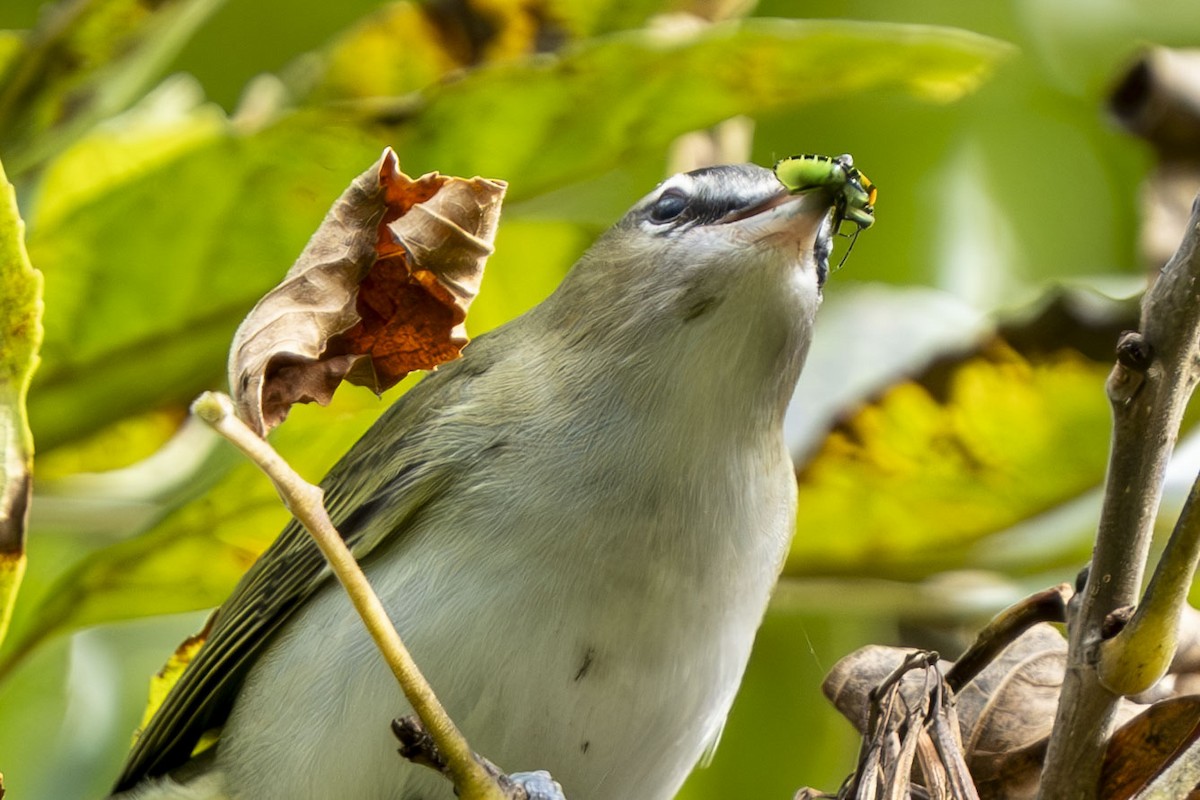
top-left (538, 164), bottom-right (836, 410)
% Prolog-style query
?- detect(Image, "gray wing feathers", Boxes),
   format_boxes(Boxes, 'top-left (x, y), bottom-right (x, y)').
top-left (112, 357), bottom-right (487, 792)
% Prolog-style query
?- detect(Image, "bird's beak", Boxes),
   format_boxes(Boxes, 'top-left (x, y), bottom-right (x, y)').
top-left (716, 187), bottom-right (835, 285)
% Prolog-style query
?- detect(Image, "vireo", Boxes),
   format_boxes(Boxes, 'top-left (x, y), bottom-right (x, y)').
top-left (112, 163), bottom-right (836, 800)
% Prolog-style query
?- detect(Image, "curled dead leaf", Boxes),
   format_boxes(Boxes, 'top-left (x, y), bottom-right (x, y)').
top-left (229, 147), bottom-right (506, 435)
top-left (823, 644), bottom-right (944, 734)
top-left (822, 625), bottom-right (1147, 800)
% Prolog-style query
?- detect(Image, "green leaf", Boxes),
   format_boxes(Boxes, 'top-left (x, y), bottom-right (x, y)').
top-left (0, 155), bottom-right (43, 647)
top-left (386, 19), bottom-right (1012, 194)
top-left (34, 407), bottom-right (187, 480)
top-left (0, 30), bottom-right (25, 81)
top-left (303, 2), bottom-right (469, 103)
top-left (1, 380), bottom-right (404, 676)
top-left (31, 75), bottom-right (228, 232)
top-left (27, 20), bottom-right (1007, 453)
top-left (547, 0), bottom-right (666, 37)
top-left (302, 0), bottom-right (683, 105)
top-left (0, 0), bottom-right (226, 175)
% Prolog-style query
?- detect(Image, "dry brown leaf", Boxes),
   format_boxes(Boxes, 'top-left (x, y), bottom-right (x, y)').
top-left (1101, 696), bottom-right (1200, 800)
top-left (792, 790), bottom-right (835, 799)
top-left (823, 626), bottom-right (1150, 800)
top-left (944, 624), bottom-right (1141, 799)
top-left (228, 147), bottom-right (506, 435)
top-left (954, 624), bottom-right (1066, 800)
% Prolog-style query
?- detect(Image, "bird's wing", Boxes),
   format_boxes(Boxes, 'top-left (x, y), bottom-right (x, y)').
top-left (112, 360), bottom-right (486, 792)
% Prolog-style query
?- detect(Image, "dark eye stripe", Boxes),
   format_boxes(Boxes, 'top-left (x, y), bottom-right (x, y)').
top-left (628, 165), bottom-right (786, 232)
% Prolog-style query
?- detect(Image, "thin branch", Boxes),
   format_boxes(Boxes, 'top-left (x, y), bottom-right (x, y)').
top-left (1099, 468), bottom-right (1200, 693)
top-left (944, 583), bottom-right (1071, 693)
top-left (1038, 192), bottom-right (1200, 799)
top-left (191, 391), bottom-right (508, 800)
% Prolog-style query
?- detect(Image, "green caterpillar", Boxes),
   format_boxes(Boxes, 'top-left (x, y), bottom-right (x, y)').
top-left (774, 153), bottom-right (876, 231)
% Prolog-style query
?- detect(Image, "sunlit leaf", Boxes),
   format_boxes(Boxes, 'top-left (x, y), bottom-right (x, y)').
top-left (31, 75), bottom-right (227, 232)
top-left (389, 19), bottom-right (1011, 193)
top-left (305, 2), bottom-right (466, 102)
top-left (783, 288), bottom-right (1200, 580)
top-left (0, 30), bottom-right (25, 82)
top-left (788, 340), bottom-right (1113, 578)
top-left (34, 408), bottom-right (187, 480)
top-left (27, 119), bottom-right (386, 451)
top-left (306, 0), bottom-right (680, 104)
top-left (0, 155), bottom-right (42, 647)
top-left (308, 0), bottom-right (575, 102)
top-left (547, 0), bottom-right (665, 37)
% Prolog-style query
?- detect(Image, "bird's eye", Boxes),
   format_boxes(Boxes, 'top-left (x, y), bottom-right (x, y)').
top-left (649, 189), bottom-right (688, 224)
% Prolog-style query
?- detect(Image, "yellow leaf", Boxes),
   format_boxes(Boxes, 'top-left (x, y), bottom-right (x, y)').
top-left (789, 342), bottom-right (1111, 577)
top-left (138, 619), bottom-right (211, 734)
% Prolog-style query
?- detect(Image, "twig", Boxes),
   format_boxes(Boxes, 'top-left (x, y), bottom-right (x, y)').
top-left (1099, 468), bottom-right (1200, 693)
top-left (944, 583), bottom-right (1071, 693)
top-left (926, 675), bottom-right (979, 800)
top-left (191, 391), bottom-right (508, 800)
top-left (846, 651), bottom-right (979, 799)
top-left (1038, 192), bottom-right (1200, 799)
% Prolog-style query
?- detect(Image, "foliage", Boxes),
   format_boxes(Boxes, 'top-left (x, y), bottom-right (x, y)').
top-left (1, 0), bottom-right (1198, 798)
top-left (0, 155), bottom-right (42, 649)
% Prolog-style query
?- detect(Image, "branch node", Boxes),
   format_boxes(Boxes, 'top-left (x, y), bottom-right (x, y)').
top-left (392, 716), bottom-right (449, 775)
top-left (1116, 330), bottom-right (1154, 371)
top-left (1102, 605), bottom-right (1135, 639)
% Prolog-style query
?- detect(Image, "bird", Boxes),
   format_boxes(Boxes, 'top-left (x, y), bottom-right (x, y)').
top-left (111, 162), bottom-right (836, 800)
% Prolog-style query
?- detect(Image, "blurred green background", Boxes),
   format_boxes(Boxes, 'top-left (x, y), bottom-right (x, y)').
top-left (2, 0), bottom-right (1200, 798)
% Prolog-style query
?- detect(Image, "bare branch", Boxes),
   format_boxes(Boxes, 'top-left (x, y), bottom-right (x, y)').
top-left (945, 583), bottom-right (1071, 693)
top-left (1038, 192), bottom-right (1200, 799)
